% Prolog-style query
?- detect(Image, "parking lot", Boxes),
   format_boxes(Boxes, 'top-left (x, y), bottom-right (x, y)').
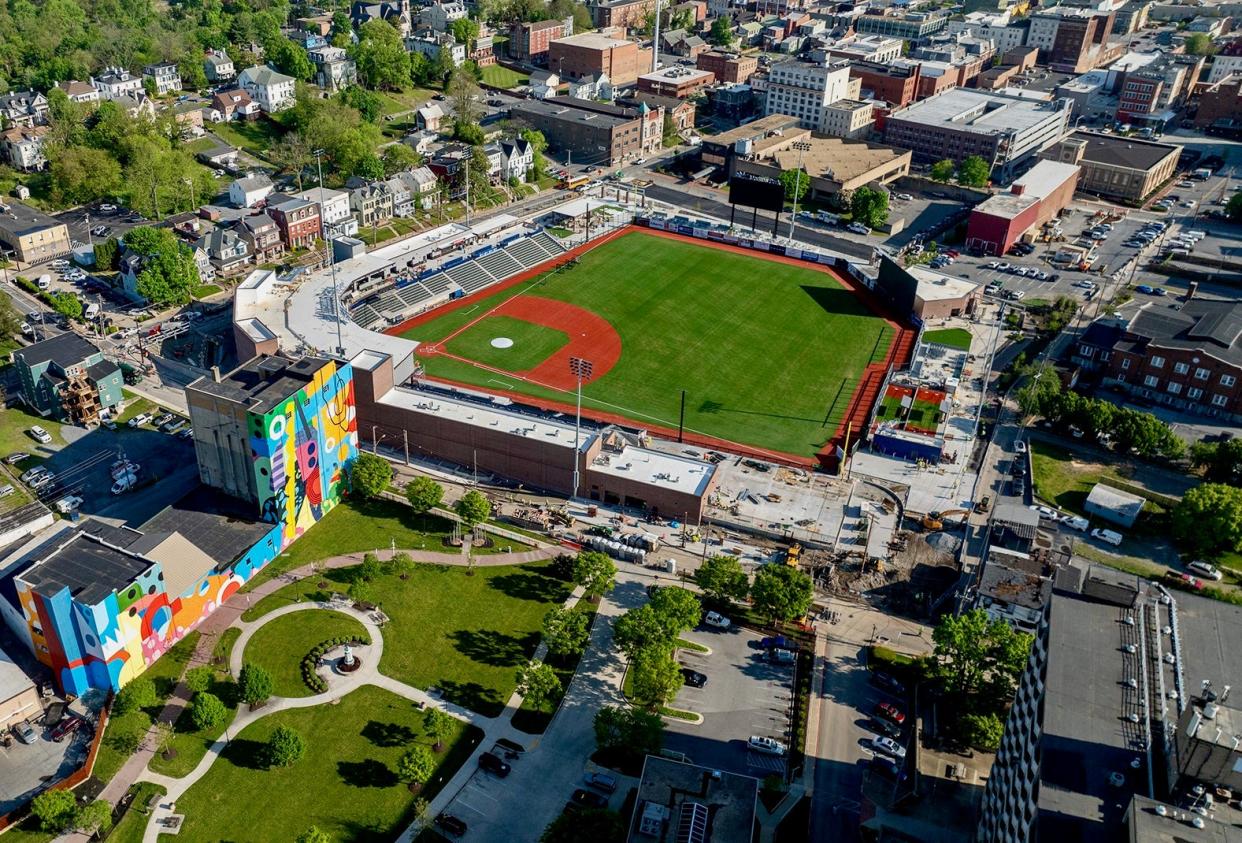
top-left (661, 625), bottom-right (795, 780)
top-left (0, 710), bottom-right (95, 815)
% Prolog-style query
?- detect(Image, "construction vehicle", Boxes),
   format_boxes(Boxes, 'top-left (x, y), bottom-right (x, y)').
top-left (785, 543), bottom-right (802, 567)
top-left (920, 509), bottom-right (971, 532)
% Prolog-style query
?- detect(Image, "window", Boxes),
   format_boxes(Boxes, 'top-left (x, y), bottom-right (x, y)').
top-left (1195, 367), bottom-right (1210, 380)
top-left (1079, 344), bottom-right (1095, 357)
top-left (1174, 362), bottom-right (1190, 375)
top-left (1121, 358), bottom-right (1131, 370)
top-left (1168, 382), bottom-right (1182, 395)
top-left (1144, 375), bottom-right (1159, 387)
top-left (1188, 387), bottom-right (1203, 400)
top-left (1150, 355), bottom-right (1165, 368)
top-left (1212, 393), bottom-right (1229, 407)
top-left (1223, 374), bottom-right (1237, 387)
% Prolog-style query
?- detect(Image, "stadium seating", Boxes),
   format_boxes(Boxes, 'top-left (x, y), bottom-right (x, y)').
top-left (506, 238), bottom-right (548, 268)
top-left (531, 231), bottom-right (567, 257)
top-left (445, 261), bottom-right (497, 293)
top-left (475, 250), bottom-right (524, 279)
top-left (421, 273), bottom-right (452, 294)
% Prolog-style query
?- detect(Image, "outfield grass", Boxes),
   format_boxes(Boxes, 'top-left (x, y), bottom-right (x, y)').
top-left (445, 315), bottom-right (569, 371)
top-left (402, 232), bottom-right (894, 456)
top-left (166, 686), bottom-right (482, 843)
top-left (244, 610), bottom-right (369, 698)
top-left (244, 562), bottom-right (571, 717)
top-left (922, 327), bottom-right (972, 350)
top-left (481, 65), bottom-right (529, 88)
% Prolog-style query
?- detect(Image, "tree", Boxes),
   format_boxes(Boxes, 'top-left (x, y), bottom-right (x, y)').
top-left (423, 706), bottom-right (455, 751)
top-left (239, 663), bottom-right (273, 707)
top-left (296, 827), bottom-right (334, 843)
top-left (521, 128), bottom-right (548, 178)
top-left (397, 745), bottom-right (437, 789)
top-left (30, 790), bottom-right (78, 832)
top-left (359, 552), bottom-right (383, 582)
top-left (929, 159), bottom-right (955, 182)
top-left (350, 452), bottom-right (393, 498)
top-left (354, 20), bottom-right (412, 91)
top-left (447, 65), bottom-right (484, 128)
top-left (154, 719), bottom-right (175, 758)
top-left (630, 646), bottom-right (682, 705)
top-left (850, 186), bottom-right (889, 230)
top-left (778, 167), bottom-right (809, 203)
top-left (541, 808), bottom-right (626, 843)
top-left (453, 120), bottom-right (486, 145)
top-left (382, 142), bottom-right (422, 176)
top-left (0, 294), bottom-right (21, 339)
top-left (1183, 33), bottom-right (1215, 56)
top-left (1227, 193), bottom-right (1242, 224)
top-left (124, 226), bottom-right (200, 306)
top-left (694, 555), bottom-right (749, 603)
top-left (709, 16), bottom-right (736, 47)
top-left (189, 691), bottom-right (227, 731)
top-left (268, 39), bottom-right (315, 81)
top-left (450, 17), bottom-right (481, 45)
top-left (93, 236), bottom-right (120, 272)
top-left (750, 564), bottom-right (814, 624)
top-left (1015, 363), bottom-right (1061, 417)
top-left (75, 800), bottom-right (113, 837)
top-left (49, 146), bottom-right (122, 205)
top-left (454, 489), bottom-right (491, 528)
top-left (404, 476), bottom-right (444, 513)
top-left (593, 705), bottom-right (664, 756)
top-left (572, 551), bottom-right (617, 599)
top-left (1190, 438), bottom-right (1242, 485)
top-left (956, 155), bottom-right (991, 188)
top-left (341, 86), bottom-right (384, 123)
top-left (932, 608), bottom-right (1031, 701)
top-left (649, 587), bottom-right (701, 636)
top-left (179, 55), bottom-right (209, 92)
top-left (543, 606), bottom-right (592, 657)
top-left (265, 724), bottom-right (306, 767)
top-left (50, 292), bottom-right (84, 322)
top-left (516, 660), bottom-right (562, 706)
top-left (349, 577), bottom-right (375, 605)
top-left (393, 551), bottom-right (417, 580)
top-left (613, 605), bottom-right (671, 659)
top-left (185, 666), bottom-right (212, 693)
top-left (113, 677), bottom-right (156, 716)
top-left (1173, 483), bottom-right (1242, 555)
top-left (268, 132), bottom-right (314, 192)
top-left (962, 712), bottom-right (1004, 752)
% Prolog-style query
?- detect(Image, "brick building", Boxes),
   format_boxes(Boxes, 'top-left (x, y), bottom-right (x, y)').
top-left (1195, 75), bottom-right (1242, 136)
top-left (850, 61), bottom-right (922, 109)
top-left (549, 32), bottom-right (650, 87)
top-left (591, 0), bottom-right (657, 30)
top-left (1039, 131), bottom-right (1180, 202)
top-left (509, 18), bottom-right (573, 63)
top-left (509, 96), bottom-right (663, 165)
top-left (965, 159), bottom-right (1080, 255)
top-left (696, 51), bottom-right (758, 85)
top-left (1026, 6), bottom-right (1116, 73)
top-left (637, 65), bottom-right (715, 98)
top-left (265, 193), bottom-right (323, 250)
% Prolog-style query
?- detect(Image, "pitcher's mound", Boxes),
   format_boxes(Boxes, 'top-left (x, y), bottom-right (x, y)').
top-left (490, 337), bottom-right (514, 348)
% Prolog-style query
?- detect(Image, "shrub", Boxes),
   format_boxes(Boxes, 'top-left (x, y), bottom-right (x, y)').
top-left (265, 725), bottom-right (307, 767)
top-left (113, 677), bottom-right (157, 716)
top-left (184, 666), bottom-right (213, 693)
top-left (239, 663), bottom-right (274, 707)
top-left (30, 790), bottom-right (78, 832)
top-left (189, 691), bottom-right (227, 731)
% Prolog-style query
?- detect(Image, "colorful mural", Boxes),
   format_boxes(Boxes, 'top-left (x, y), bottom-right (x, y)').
top-left (15, 360), bottom-right (358, 695)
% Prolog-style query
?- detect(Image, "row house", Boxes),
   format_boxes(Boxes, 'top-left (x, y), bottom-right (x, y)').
top-left (384, 175), bottom-right (415, 216)
top-left (208, 89), bottom-right (261, 123)
top-left (55, 81), bottom-right (100, 105)
top-left (567, 73), bottom-right (612, 101)
top-left (419, 0), bottom-right (467, 32)
top-left (92, 67), bottom-right (144, 100)
top-left (266, 193), bottom-right (323, 250)
top-left (401, 167), bottom-right (439, 208)
top-left (295, 186), bottom-right (358, 237)
top-left (470, 26), bottom-right (497, 67)
top-left (497, 138), bottom-right (534, 182)
top-left (238, 65), bottom-right (296, 113)
top-left (0, 126), bottom-right (49, 171)
top-left (308, 46), bottom-right (357, 92)
top-left (406, 31), bottom-right (467, 67)
top-left (349, 180), bottom-right (396, 226)
top-left (0, 91), bottom-right (49, 128)
top-left (143, 62), bottom-right (182, 96)
top-left (197, 226), bottom-right (251, 276)
top-left (205, 49), bottom-right (236, 83)
top-left (113, 93), bottom-right (157, 120)
top-left (290, 30), bottom-right (328, 51)
top-left (1072, 300), bottom-right (1242, 420)
top-left (237, 212), bottom-right (284, 264)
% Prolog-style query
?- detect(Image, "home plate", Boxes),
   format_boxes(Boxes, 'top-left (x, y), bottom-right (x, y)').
top-left (490, 337), bottom-right (514, 348)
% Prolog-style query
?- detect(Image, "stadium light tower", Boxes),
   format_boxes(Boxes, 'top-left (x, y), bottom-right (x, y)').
top-left (314, 148), bottom-right (345, 357)
top-left (787, 140), bottom-right (812, 241)
top-left (569, 356), bottom-right (593, 500)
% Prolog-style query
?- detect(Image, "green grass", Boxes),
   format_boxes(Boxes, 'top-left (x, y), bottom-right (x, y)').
top-left (95, 634), bottom-right (199, 784)
top-left (209, 119), bottom-right (286, 159)
top-left (873, 395), bottom-right (939, 431)
top-left (375, 88), bottom-right (438, 116)
top-left (243, 561), bottom-right (571, 717)
top-left (213, 627), bottom-right (242, 666)
top-left (192, 283), bottom-right (222, 299)
top-left (164, 686), bottom-right (482, 843)
top-left (184, 137), bottom-right (218, 154)
top-left (1030, 440), bottom-right (1178, 521)
top-left (676, 638), bottom-right (709, 653)
top-left (444, 315), bottom-right (570, 371)
top-left (147, 667), bottom-right (238, 778)
top-left (401, 231), bottom-right (894, 457)
top-left (1, 814), bottom-right (55, 842)
top-left (922, 327), bottom-right (972, 351)
top-left (244, 610), bottom-right (369, 698)
top-left (547, 226), bottom-right (574, 237)
top-left (110, 782), bottom-right (168, 843)
top-left (241, 498), bottom-right (460, 593)
top-left (0, 403), bottom-right (67, 459)
top-left (481, 65), bottom-right (529, 88)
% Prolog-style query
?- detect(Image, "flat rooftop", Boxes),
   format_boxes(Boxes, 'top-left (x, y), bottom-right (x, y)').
top-left (512, 97), bottom-right (633, 129)
top-left (0, 200), bottom-right (64, 238)
top-left (1068, 131), bottom-right (1182, 172)
top-left (908, 265), bottom-right (978, 301)
top-left (705, 113), bottom-right (803, 148)
top-left (15, 522), bottom-right (150, 606)
top-left (189, 354), bottom-right (335, 414)
top-left (973, 192), bottom-right (1039, 221)
top-left (639, 66), bottom-right (714, 84)
top-left (766, 136), bottom-right (909, 184)
top-left (1011, 159), bottom-right (1081, 200)
top-left (590, 444), bottom-right (716, 498)
top-left (0, 641), bottom-right (35, 701)
top-left (890, 88), bottom-right (1066, 135)
top-left (552, 32), bottom-right (633, 50)
top-left (140, 486), bottom-right (272, 570)
top-left (628, 756), bottom-right (758, 843)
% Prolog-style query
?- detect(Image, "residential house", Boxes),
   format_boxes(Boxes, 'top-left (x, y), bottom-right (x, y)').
top-left (229, 174), bottom-right (274, 208)
top-left (143, 62), bottom-right (182, 96)
top-left (403, 130), bottom-right (438, 156)
top-left (238, 65), bottom-right (296, 113)
top-left (567, 73), bottom-right (613, 101)
top-left (112, 93), bottom-right (156, 120)
top-left (308, 45), bottom-right (357, 91)
top-left (0, 126), bottom-right (49, 171)
top-left (265, 193), bottom-right (322, 249)
top-left (235, 213), bottom-right (284, 264)
top-left (195, 142), bottom-right (240, 171)
top-left (197, 226), bottom-right (251, 276)
top-left (92, 67), bottom-right (144, 100)
top-left (384, 175), bottom-right (415, 216)
top-left (349, 180), bottom-right (395, 226)
top-left (395, 166), bottom-right (439, 209)
top-left (530, 70), bottom-right (561, 99)
top-left (0, 91), bottom-right (49, 127)
top-left (295, 186), bottom-right (358, 237)
top-left (170, 101), bottom-right (204, 136)
top-left (482, 143), bottom-right (505, 182)
top-left (351, 0), bottom-right (413, 36)
top-left (190, 243), bottom-right (214, 282)
top-left (209, 89), bottom-right (260, 122)
top-left (55, 81), bottom-right (100, 105)
top-left (406, 31), bottom-right (467, 67)
top-left (420, 0), bottom-right (467, 32)
top-left (470, 25), bottom-right (497, 67)
top-left (12, 333), bottom-right (123, 424)
top-left (415, 102), bottom-right (448, 132)
top-left (205, 49), bottom-right (236, 83)
top-left (498, 138), bottom-right (534, 182)
top-left (289, 30), bottom-right (328, 51)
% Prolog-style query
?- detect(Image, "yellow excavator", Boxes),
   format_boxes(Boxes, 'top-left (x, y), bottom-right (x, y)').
top-left (920, 509), bottom-right (971, 532)
top-left (785, 543), bottom-right (802, 567)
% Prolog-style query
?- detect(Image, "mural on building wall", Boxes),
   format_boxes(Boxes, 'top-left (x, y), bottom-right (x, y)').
top-left (251, 360), bottom-right (358, 547)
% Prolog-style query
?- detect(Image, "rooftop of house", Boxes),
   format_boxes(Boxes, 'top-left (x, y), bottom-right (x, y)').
top-left (627, 757), bottom-right (758, 843)
top-left (978, 560), bottom-right (1051, 609)
top-left (12, 332), bottom-right (102, 370)
top-left (188, 353), bottom-right (338, 414)
top-left (239, 65), bottom-right (294, 86)
top-left (0, 200), bottom-right (65, 238)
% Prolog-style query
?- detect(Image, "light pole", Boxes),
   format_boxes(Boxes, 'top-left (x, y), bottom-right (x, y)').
top-left (314, 148), bottom-right (346, 357)
top-left (569, 356), bottom-right (593, 500)
top-left (787, 140), bottom-right (811, 241)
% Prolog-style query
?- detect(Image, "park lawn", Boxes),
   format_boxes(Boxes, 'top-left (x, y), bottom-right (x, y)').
top-left (110, 782), bottom-right (168, 843)
top-left (241, 498), bottom-right (459, 592)
top-left (445, 315), bottom-right (569, 371)
top-left (192, 284), bottom-right (222, 299)
top-left (148, 654), bottom-right (238, 778)
top-left (401, 231), bottom-right (894, 457)
top-left (246, 561), bottom-right (571, 717)
top-left (244, 610), bottom-right (370, 698)
top-left (511, 600), bottom-right (596, 734)
top-left (922, 327), bottom-right (972, 351)
top-left (481, 65), bottom-right (529, 88)
top-left (94, 634), bottom-right (199, 784)
top-left (164, 686), bottom-right (483, 843)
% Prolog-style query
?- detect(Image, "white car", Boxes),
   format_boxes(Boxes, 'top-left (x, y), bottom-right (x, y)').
top-left (1091, 528), bottom-right (1123, 546)
top-left (748, 735), bottom-right (788, 756)
top-left (99, 203), bottom-right (117, 212)
top-left (29, 426), bottom-right (52, 445)
top-left (49, 259), bottom-right (69, 269)
top-left (1015, 440), bottom-right (1028, 454)
top-left (848, 222), bottom-right (870, 235)
top-left (1187, 561), bottom-right (1223, 581)
top-left (127, 413), bottom-right (151, 428)
top-left (704, 611), bottom-right (731, 629)
top-left (1029, 505), bottom-right (1059, 521)
top-left (1063, 515), bottom-right (1089, 532)
top-left (868, 736), bottom-right (906, 758)
top-left (54, 495), bottom-right (83, 514)
top-left (895, 193), bottom-right (914, 201)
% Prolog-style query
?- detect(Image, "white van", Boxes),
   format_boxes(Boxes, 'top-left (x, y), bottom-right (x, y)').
top-left (36, 275), bottom-right (51, 290)
top-left (84, 303), bottom-right (100, 320)
top-left (1091, 528), bottom-right (1123, 546)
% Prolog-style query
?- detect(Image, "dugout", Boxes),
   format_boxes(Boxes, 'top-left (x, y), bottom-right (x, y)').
top-left (870, 426), bottom-right (944, 463)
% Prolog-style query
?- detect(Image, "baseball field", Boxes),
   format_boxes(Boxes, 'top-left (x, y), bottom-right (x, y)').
top-left (395, 230), bottom-right (897, 459)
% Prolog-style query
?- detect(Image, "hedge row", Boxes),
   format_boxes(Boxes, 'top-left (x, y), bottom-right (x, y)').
top-left (300, 634), bottom-right (372, 693)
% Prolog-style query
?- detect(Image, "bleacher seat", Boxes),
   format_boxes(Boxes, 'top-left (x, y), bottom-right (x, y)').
top-left (475, 250), bottom-right (524, 279)
top-left (445, 261), bottom-right (496, 293)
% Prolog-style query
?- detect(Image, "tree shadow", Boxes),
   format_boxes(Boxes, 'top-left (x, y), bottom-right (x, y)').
top-left (436, 679), bottom-right (503, 719)
top-left (362, 720), bottom-right (418, 748)
top-left (449, 628), bottom-right (536, 667)
top-left (221, 738), bottom-right (268, 771)
top-left (487, 571), bottom-right (568, 603)
top-left (337, 759), bottom-right (399, 788)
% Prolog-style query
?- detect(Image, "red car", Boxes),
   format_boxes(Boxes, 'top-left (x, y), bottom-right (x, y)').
top-left (49, 715), bottom-right (84, 743)
top-left (1166, 572), bottom-right (1204, 591)
top-left (875, 702), bottom-right (906, 724)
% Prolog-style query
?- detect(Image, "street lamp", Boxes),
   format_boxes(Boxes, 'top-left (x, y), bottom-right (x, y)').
top-left (569, 356), bottom-right (593, 500)
top-left (313, 148), bottom-right (346, 357)
top-left (787, 140), bottom-right (812, 241)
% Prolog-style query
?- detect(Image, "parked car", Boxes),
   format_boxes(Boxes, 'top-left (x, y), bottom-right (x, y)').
top-left (1187, 561), bottom-right (1223, 581)
top-left (871, 717), bottom-right (902, 739)
top-left (570, 789), bottom-right (610, 809)
top-left (870, 671), bottom-right (906, 695)
top-left (681, 668), bottom-right (707, 688)
top-left (1091, 528), bottom-right (1123, 546)
top-left (49, 715), bottom-right (84, 743)
top-left (1063, 515), bottom-right (1089, 532)
top-left (704, 611), bottom-right (730, 629)
top-left (128, 413), bottom-right (151, 428)
top-left (869, 735), bottom-right (907, 759)
top-left (29, 426), bottom-right (52, 445)
top-left (583, 772), bottom-right (618, 794)
top-left (1015, 440), bottom-right (1027, 454)
top-left (12, 721), bottom-right (37, 744)
top-left (748, 735), bottom-right (788, 756)
top-left (54, 495), bottom-right (83, 514)
top-left (870, 755), bottom-right (901, 777)
top-left (1166, 571), bottom-right (1204, 591)
top-left (766, 648), bottom-right (796, 664)
top-left (6, 452), bottom-right (30, 464)
top-left (848, 222), bottom-right (870, 234)
top-left (1029, 505), bottom-right (1059, 521)
top-left (875, 701), bottom-right (905, 724)
top-left (759, 635), bottom-right (798, 652)
top-left (478, 752), bottom-right (511, 777)
top-left (20, 466), bottom-right (48, 484)
top-left (434, 814), bottom-right (467, 837)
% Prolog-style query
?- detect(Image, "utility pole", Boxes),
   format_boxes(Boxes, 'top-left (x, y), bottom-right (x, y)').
top-left (464, 155), bottom-right (471, 225)
top-left (568, 356), bottom-right (593, 500)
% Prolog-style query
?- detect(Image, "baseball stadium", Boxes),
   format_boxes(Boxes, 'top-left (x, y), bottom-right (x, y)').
top-left (387, 228), bottom-right (913, 464)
